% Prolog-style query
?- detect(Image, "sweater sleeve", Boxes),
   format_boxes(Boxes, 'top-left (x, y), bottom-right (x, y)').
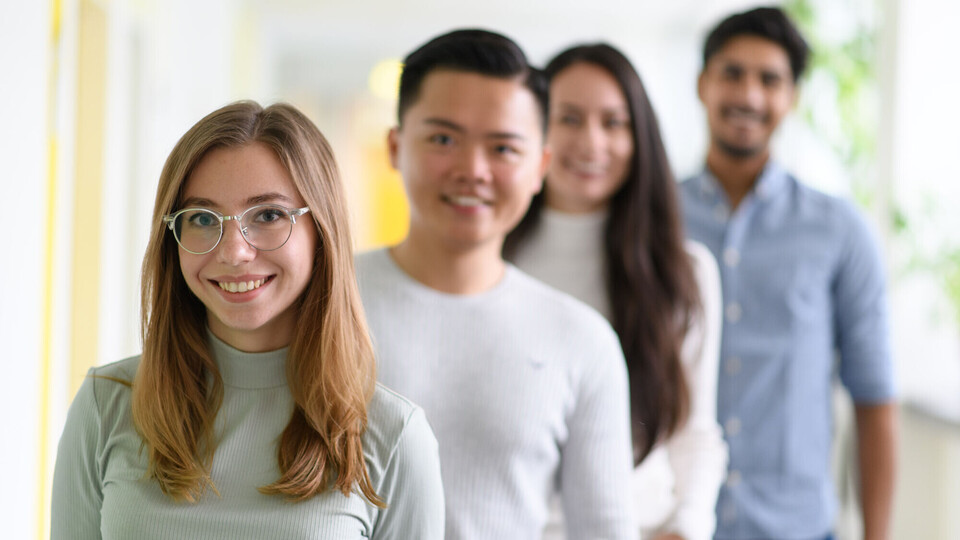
top-left (560, 328), bottom-right (637, 540)
top-left (51, 371), bottom-right (103, 540)
top-left (372, 407), bottom-right (445, 540)
top-left (661, 244), bottom-right (728, 540)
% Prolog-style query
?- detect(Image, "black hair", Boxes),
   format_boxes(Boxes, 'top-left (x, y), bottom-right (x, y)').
top-left (703, 6), bottom-right (810, 82)
top-left (396, 28), bottom-right (548, 131)
top-left (504, 44), bottom-right (701, 464)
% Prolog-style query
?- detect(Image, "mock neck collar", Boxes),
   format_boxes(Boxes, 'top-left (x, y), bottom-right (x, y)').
top-left (207, 330), bottom-right (288, 389)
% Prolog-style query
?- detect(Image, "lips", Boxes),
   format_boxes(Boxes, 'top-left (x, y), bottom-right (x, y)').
top-left (722, 106), bottom-right (767, 124)
top-left (564, 158), bottom-right (608, 177)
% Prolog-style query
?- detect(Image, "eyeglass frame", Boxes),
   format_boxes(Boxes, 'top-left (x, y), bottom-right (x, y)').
top-left (162, 204), bottom-right (311, 255)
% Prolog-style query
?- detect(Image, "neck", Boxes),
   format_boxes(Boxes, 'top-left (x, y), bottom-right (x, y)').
top-left (207, 316), bottom-right (293, 353)
top-left (706, 144), bottom-right (770, 209)
top-left (390, 234), bottom-right (506, 295)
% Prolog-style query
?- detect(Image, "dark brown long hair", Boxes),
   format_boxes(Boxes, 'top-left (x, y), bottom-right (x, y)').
top-left (504, 44), bottom-right (701, 464)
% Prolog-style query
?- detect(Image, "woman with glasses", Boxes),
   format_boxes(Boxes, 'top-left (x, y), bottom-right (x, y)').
top-left (52, 101), bottom-right (444, 539)
top-left (505, 44), bottom-right (727, 540)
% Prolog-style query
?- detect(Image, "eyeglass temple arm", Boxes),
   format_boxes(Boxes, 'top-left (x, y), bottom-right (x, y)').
top-left (291, 207), bottom-right (310, 223)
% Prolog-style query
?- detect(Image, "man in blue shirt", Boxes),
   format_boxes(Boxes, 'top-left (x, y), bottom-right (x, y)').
top-left (680, 7), bottom-right (898, 540)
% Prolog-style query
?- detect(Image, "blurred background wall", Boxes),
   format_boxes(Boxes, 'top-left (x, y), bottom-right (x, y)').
top-left (3, 0), bottom-right (959, 538)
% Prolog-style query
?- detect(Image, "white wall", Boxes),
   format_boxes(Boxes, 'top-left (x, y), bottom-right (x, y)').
top-left (10, 0), bottom-right (960, 538)
top-left (1, 3), bottom-right (50, 538)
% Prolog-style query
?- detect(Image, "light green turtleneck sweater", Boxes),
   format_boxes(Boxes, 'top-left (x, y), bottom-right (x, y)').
top-left (52, 332), bottom-right (445, 539)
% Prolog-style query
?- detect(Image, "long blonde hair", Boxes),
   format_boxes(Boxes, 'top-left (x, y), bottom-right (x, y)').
top-left (134, 100), bottom-right (382, 506)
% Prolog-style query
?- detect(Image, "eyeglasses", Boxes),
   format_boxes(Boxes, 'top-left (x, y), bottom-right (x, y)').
top-left (162, 204), bottom-right (311, 255)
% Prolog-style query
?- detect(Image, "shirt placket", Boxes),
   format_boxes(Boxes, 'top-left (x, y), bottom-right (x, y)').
top-left (716, 191), bottom-right (761, 530)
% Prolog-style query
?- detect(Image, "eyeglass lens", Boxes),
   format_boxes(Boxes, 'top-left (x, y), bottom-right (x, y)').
top-left (171, 205), bottom-right (294, 253)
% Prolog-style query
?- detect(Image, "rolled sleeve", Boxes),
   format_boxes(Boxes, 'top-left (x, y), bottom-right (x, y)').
top-left (833, 203), bottom-right (896, 403)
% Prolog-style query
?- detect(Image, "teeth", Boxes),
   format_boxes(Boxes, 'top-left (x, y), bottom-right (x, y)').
top-left (726, 107), bottom-right (763, 121)
top-left (448, 195), bottom-right (485, 207)
top-left (571, 161), bottom-right (605, 174)
top-left (218, 278), bottom-right (265, 293)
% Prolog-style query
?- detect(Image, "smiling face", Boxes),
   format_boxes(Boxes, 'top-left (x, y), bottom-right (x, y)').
top-left (698, 35), bottom-right (796, 159)
top-left (388, 70), bottom-right (549, 254)
top-left (545, 62), bottom-right (634, 214)
top-left (177, 142), bottom-right (317, 352)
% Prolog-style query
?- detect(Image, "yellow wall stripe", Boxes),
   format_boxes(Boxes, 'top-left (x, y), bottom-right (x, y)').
top-left (70, 0), bottom-right (107, 397)
top-left (39, 1), bottom-right (62, 538)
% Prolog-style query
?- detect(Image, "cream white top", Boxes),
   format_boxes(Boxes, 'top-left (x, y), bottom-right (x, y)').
top-left (512, 208), bottom-right (728, 540)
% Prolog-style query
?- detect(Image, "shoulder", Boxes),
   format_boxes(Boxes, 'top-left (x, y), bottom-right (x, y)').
top-left (354, 248), bottom-right (391, 282)
top-left (91, 355), bottom-right (141, 380)
top-left (60, 356), bottom-right (140, 449)
top-left (787, 181), bottom-right (881, 251)
top-left (684, 239), bottom-right (721, 301)
top-left (788, 177), bottom-right (856, 219)
top-left (363, 384), bottom-right (438, 477)
top-left (80, 356), bottom-right (140, 407)
top-left (684, 240), bottom-right (718, 275)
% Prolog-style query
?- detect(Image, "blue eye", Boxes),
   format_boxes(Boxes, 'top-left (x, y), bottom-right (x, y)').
top-left (188, 211), bottom-right (219, 228)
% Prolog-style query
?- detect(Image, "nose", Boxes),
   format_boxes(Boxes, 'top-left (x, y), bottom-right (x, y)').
top-left (457, 145), bottom-right (493, 183)
top-left (736, 75), bottom-right (765, 109)
top-left (575, 118), bottom-right (605, 156)
top-left (216, 219), bottom-right (256, 266)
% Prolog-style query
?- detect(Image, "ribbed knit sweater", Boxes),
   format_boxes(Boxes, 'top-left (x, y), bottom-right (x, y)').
top-left (52, 331), bottom-right (445, 539)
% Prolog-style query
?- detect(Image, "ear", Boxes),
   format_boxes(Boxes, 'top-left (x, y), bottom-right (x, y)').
top-left (387, 127), bottom-right (401, 170)
top-left (533, 144), bottom-right (552, 195)
top-left (697, 71), bottom-right (707, 104)
top-left (789, 82), bottom-right (800, 110)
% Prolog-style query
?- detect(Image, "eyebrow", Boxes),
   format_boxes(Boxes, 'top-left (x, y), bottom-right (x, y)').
top-left (180, 191), bottom-right (295, 209)
top-left (423, 117), bottom-right (528, 141)
top-left (555, 102), bottom-right (630, 115)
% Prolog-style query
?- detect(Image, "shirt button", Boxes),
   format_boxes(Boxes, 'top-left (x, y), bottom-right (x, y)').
top-left (724, 417), bottom-right (741, 436)
top-left (725, 302), bottom-right (742, 323)
top-left (726, 469), bottom-right (742, 487)
top-left (723, 247), bottom-right (740, 267)
top-left (713, 205), bottom-right (729, 222)
top-left (725, 356), bottom-right (742, 375)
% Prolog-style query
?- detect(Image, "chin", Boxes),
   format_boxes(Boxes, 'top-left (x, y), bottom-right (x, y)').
top-left (716, 138), bottom-right (766, 158)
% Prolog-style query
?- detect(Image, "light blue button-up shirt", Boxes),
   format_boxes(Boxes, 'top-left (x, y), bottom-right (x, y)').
top-left (680, 162), bottom-right (896, 539)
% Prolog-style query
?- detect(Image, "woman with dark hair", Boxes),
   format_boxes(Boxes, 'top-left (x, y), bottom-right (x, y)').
top-left (51, 101), bottom-right (444, 539)
top-left (505, 45), bottom-right (726, 540)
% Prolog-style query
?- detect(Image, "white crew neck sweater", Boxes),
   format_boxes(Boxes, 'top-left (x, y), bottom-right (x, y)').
top-left (356, 248), bottom-right (637, 540)
top-left (511, 207), bottom-right (728, 540)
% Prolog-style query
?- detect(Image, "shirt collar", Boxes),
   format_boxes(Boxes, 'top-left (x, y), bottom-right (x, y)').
top-left (697, 160), bottom-right (790, 204)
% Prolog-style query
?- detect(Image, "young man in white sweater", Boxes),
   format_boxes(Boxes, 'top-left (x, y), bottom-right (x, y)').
top-left (355, 29), bottom-right (637, 539)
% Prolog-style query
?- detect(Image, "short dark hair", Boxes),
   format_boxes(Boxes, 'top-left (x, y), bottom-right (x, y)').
top-left (702, 6), bottom-right (810, 82)
top-left (396, 28), bottom-right (548, 131)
